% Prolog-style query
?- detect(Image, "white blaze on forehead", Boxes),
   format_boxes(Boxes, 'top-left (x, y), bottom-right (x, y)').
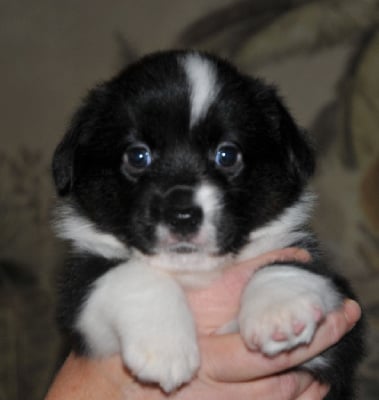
top-left (180, 53), bottom-right (219, 127)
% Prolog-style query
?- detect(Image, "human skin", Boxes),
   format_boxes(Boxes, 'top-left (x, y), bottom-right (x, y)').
top-left (45, 248), bottom-right (361, 400)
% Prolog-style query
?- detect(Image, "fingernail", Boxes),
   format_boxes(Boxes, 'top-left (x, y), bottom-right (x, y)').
top-left (319, 383), bottom-right (330, 397)
top-left (294, 248), bottom-right (311, 262)
top-left (344, 299), bottom-right (361, 326)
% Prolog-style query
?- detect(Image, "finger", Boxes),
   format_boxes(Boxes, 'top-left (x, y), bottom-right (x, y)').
top-left (224, 247), bottom-right (312, 283)
top-left (296, 381), bottom-right (330, 400)
top-left (236, 247), bottom-right (311, 270)
top-left (200, 299), bottom-right (361, 382)
top-left (190, 247), bottom-right (311, 298)
top-left (250, 372), bottom-right (315, 400)
top-left (212, 372), bottom-right (315, 400)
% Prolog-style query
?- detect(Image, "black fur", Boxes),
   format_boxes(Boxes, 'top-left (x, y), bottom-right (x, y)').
top-left (53, 50), bottom-right (364, 398)
top-left (281, 236), bottom-right (365, 399)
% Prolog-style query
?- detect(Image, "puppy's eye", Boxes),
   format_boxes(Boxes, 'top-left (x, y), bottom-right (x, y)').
top-left (215, 142), bottom-right (242, 170)
top-left (122, 144), bottom-right (152, 173)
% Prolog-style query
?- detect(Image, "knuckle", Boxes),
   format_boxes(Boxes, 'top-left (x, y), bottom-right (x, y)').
top-left (277, 373), bottom-right (298, 400)
top-left (272, 352), bottom-right (293, 372)
top-left (307, 383), bottom-right (325, 400)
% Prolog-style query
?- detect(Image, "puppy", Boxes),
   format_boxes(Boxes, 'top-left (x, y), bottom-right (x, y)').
top-left (52, 50), bottom-right (364, 398)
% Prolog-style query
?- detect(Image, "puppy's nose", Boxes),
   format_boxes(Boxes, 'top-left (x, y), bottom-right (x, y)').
top-left (164, 205), bottom-right (203, 234)
top-left (162, 186), bottom-right (203, 235)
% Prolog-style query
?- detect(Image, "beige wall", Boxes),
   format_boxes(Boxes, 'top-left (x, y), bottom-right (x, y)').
top-left (0, 0), bottom-right (231, 152)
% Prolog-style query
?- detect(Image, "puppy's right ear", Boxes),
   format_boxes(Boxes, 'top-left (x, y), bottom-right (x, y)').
top-left (52, 84), bottom-right (108, 196)
top-left (52, 99), bottom-right (90, 196)
top-left (52, 125), bottom-right (78, 196)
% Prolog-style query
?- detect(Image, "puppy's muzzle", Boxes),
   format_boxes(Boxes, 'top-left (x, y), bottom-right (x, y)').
top-left (161, 186), bottom-right (203, 236)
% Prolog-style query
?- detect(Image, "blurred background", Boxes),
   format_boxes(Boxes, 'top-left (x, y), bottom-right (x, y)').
top-left (0, 1), bottom-right (378, 399)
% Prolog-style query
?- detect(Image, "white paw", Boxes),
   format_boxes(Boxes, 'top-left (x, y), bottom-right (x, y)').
top-left (239, 292), bottom-right (324, 355)
top-left (77, 262), bottom-right (201, 392)
top-left (239, 266), bottom-right (341, 356)
top-left (122, 330), bottom-right (200, 392)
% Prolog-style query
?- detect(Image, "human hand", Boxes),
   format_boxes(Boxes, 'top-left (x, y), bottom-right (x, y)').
top-left (173, 247), bottom-right (360, 399)
top-left (186, 247), bottom-right (312, 334)
top-left (44, 248), bottom-right (361, 400)
top-left (185, 298), bottom-right (360, 400)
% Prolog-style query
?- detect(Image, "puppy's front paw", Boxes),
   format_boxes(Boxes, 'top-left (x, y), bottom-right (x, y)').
top-left (239, 292), bottom-right (324, 355)
top-left (239, 266), bottom-right (341, 356)
top-left (122, 331), bottom-right (200, 392)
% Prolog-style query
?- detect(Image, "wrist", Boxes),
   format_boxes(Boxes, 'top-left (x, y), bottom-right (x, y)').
top-left (45, 354), bottom-right (134, 400)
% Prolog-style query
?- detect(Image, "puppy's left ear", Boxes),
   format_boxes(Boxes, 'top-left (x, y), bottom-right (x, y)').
top-left (275, 99), bottom-right (315, 182)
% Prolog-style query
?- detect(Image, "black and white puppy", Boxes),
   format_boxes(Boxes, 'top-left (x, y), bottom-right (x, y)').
top-left (52, 50), bottom-right (364, 398)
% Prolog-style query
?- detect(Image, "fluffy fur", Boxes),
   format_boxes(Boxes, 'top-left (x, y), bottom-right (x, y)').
top-left (52, 50), bottom-right (364, 397)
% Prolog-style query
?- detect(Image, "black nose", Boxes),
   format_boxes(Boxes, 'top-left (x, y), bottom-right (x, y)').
top-left (162, 186), bottom-right (203, 235)
top-left (164, 205), bottom-right (203, 234)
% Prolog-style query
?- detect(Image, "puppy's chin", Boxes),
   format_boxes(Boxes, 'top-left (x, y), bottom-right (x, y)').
top-left (142, 252), bottom-right (232, 288)
top-left (136, 234), bottom-right (232, 288)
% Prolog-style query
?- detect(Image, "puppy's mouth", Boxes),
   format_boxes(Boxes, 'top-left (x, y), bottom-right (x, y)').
top-left (154, 224), bottom-right (213, 255)
top-left (167, 242), bottom-right (199, 254)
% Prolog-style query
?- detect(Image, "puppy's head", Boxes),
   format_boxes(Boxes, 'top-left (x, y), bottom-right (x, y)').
top-left (53, 50), bottom-right (314, 275)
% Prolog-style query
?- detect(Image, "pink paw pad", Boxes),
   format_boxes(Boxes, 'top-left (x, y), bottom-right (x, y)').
top-left (271, 330), bottom-right (288, 342)
top-left (247, 334), bottom-right (260, 350)
top-left (313, 307), bottom-right (324, 323)
top-left (292, 320), bottom-right (305, 336)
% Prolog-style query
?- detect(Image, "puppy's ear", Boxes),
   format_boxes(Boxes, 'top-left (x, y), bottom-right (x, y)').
top-left (52, 84), bottom-right (109, 196)
top-left (52, 123), bottom-right (78, 196)
top-left (274, 99), bottom-right (315, 182)
top-left (52, 101), bottom-right (90, 196)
